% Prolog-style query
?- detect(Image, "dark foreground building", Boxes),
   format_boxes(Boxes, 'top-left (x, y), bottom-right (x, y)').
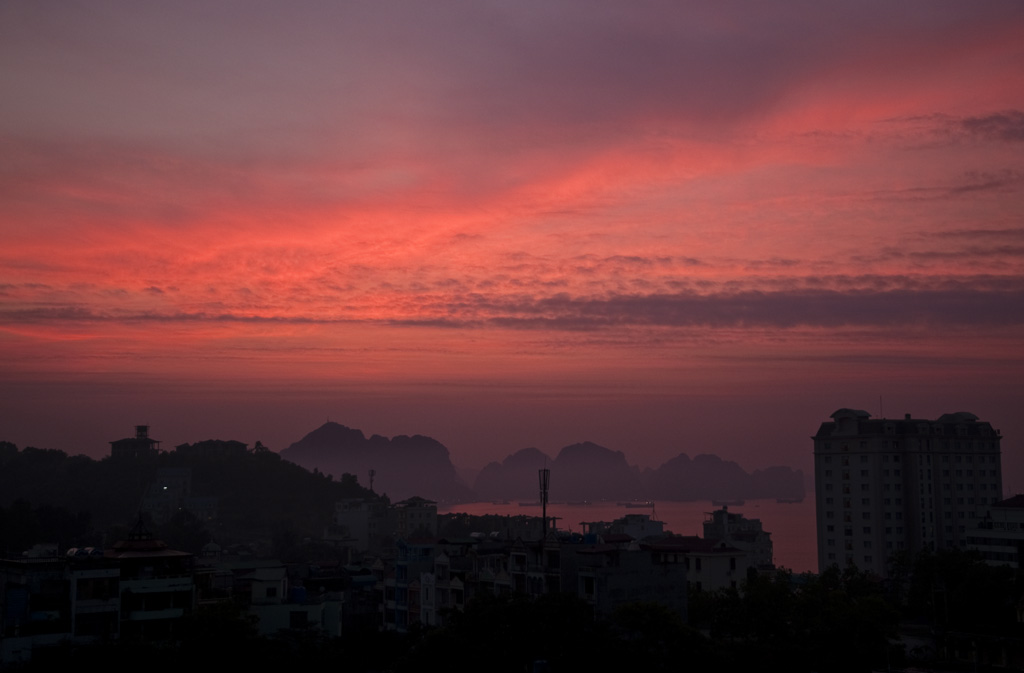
top-left (814, 408), bottom-right (1003, 577)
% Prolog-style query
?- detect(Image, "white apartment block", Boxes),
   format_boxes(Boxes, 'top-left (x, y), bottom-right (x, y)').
top-left (814, 408), bottom-right (1002, 577)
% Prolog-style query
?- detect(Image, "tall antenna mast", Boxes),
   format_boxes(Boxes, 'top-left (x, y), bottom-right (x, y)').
top-left (368, 468), bottom-right (376, 493)
top-left (539, 467), bottom-right (550, 541)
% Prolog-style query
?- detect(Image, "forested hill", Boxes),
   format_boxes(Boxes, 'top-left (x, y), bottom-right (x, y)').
top-left (0, 439), bottom-right (375, 552)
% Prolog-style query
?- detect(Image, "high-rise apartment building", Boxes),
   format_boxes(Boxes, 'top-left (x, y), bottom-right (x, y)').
top-left (814, 408), bottom-right (1002, 577)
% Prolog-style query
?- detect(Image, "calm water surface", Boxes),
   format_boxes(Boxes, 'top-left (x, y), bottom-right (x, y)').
top-left (440, 498), bottom-right (818, 574)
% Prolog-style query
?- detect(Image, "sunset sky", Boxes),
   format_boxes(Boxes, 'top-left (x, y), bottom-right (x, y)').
top-left (2, 2), bottom-right (1023, 485)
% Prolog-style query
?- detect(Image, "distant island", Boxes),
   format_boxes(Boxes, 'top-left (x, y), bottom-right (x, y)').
top-left (281, 422), bottom-right (804, 503)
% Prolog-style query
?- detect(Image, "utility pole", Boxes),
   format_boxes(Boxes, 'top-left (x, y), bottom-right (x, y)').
top-left (539, 468), bottom-right (550, 541)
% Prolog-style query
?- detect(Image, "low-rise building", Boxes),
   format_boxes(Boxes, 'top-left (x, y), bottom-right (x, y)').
top-left (967, 495), bottom-right (1024, 568)
top-left (702, 506), bottom-right (774, 570)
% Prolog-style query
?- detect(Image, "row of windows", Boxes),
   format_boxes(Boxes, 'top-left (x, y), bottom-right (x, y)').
top-left (824, 511), bottom-right (904, 520)
top-left (967, 536), bottom-right (1024, 548)
top-left (826, 539), bottom-right (875, 549)
top-left (825, 525), bottom-right (912, 536)
top-left (821, 453), bottom-right (998, 465)
top-left (825, 482), bottom-right (998, 492)
top-left (821, 439), bottom-right (998, 451)
top-left (822, 468), bottom-right (997, 481)
top-left (823, 497), bottom-right (904, 507)
top-left (825, 553), bottom-right (880, 564)
top-left (825, 509), bottom-right (988, 522)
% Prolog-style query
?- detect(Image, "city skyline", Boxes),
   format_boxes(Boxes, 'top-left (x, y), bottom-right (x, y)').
top-left (1, 3), bottom-right (1022, 481)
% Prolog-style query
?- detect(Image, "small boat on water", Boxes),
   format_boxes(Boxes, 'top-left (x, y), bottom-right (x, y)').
top-left (617, 500), bottom-right (655, 508)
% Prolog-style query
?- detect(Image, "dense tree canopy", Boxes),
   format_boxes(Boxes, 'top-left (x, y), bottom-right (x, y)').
top-left (0, 440), bottom-right (375, 554)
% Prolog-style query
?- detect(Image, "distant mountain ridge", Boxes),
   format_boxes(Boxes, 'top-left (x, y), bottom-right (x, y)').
top-left (279, 422), bottom-right (475, 502)
top-left (474, 442), bottom-right (804, 503)
top-left (278, 421), bottom-right (804, 504)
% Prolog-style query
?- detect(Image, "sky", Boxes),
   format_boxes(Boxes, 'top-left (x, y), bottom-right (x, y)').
top-left (2, 2), bottom-right (1023, 486)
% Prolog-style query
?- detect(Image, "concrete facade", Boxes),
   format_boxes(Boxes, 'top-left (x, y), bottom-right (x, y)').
top-left (814, 408), bottom-right (1003, 577)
